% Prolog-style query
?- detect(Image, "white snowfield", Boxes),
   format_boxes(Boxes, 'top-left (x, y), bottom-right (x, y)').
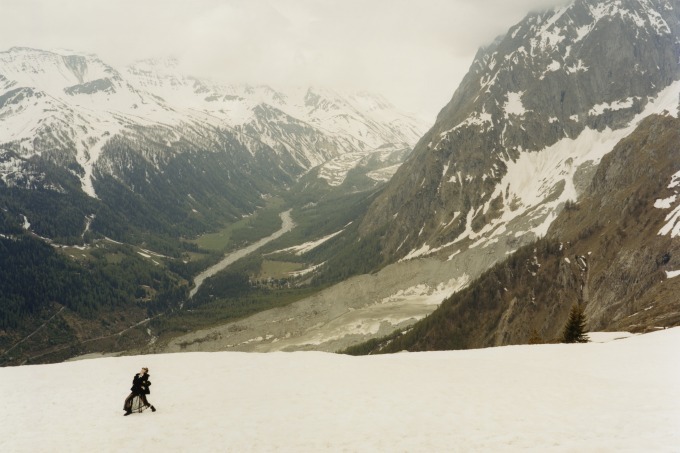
top-left (1, 328), bottom-right (679, 452)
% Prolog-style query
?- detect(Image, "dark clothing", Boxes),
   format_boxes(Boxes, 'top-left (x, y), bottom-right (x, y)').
top-left (123, 372), bottom-right (153, 413)
top-left (124, 392), bottom-right (150, 411)
top-left (131, 372), bottom-right (151, 395)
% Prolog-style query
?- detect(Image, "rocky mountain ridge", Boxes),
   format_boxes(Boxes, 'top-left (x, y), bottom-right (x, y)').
top-left (360, 0), bottom-right (680, 264)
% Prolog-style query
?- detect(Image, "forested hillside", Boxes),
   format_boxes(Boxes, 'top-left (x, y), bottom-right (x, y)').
top-left (0, 232), bottom-right (189, 365)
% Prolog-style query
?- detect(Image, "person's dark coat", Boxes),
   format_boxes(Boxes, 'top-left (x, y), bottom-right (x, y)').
top-left (131, 372), bottom-right (151, 395)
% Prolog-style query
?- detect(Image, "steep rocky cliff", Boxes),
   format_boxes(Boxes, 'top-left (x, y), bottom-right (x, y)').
top-left (359, 0), bottom-right (680, 265)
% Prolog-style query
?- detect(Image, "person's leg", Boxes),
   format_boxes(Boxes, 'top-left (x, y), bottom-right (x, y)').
top-left (139, 394), bottom-right (156, 412)
top-left (123, 393), bottom-right (135, 415)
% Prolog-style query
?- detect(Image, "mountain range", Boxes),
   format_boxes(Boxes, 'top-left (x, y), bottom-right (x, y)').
top-left (155, 0), bottom-right (680, 356)
top-left (0, 46), bottom-right (427, 364)
top-left (2, 0), bottom-right (679, 363)
top-left (0, 46), bottom-right (426, 239)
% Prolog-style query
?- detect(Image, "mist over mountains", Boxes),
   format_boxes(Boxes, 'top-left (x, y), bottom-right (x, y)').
top-left (2, 0), bottom-right (679, 365)
top-left (0, 46), bottom-right (426, 198)
top-left (0, 45), bottom-right (428, 250)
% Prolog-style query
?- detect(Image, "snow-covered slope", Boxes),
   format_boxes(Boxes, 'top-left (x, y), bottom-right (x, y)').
top-left (0, 48), bottom-right (232, 198)
top-left (2, 328), bottom-right (678, 452)
top-left (656, 169), bottom-right (680, 240)
top-left (127, 59), bottom-right (425, 148)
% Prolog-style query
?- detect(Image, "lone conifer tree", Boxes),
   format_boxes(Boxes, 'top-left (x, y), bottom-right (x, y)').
top-left (561, 303), bottom-right (589, 343)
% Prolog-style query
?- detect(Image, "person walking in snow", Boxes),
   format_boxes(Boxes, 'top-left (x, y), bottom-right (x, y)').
top-left (123, 367), bottom-right (156, 416)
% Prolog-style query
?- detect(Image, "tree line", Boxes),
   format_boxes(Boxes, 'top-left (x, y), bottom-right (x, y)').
top-left (0, 234), bottom-right (186, 332)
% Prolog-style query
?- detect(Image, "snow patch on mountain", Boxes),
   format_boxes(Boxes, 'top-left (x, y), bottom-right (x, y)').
top-left (441, 108), bottom-right (494, 139)
top-left (317, 151), bottom-right (368, 186)
top-left (485, 79), bottom-right (680, 242)
top-left (366, 163), bottom-right (402, 183)
top-left (275, 226), bottom-right (348, 256)
top-left (504, 91), bottom-right (527, 117)
top-left (317, 143), bottom-right (411, 187)
top-left (588, 97), bottom-right (638, 116)
top-left (656, 170), bottom-right (680, 238)
top-left (400, 243), bottom-right (435, 262)
top-left (287, 261), bottom-right (326, 278)
top-left (379, 274), bottom-right (470, 307)
top-left (566, 59), bottom-right (589, 73)
top-left (401, 79), bottom-right (680, 262)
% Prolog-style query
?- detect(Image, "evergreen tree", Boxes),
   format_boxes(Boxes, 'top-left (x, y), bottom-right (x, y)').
top-left (561, 303), bottom-right (589, 343)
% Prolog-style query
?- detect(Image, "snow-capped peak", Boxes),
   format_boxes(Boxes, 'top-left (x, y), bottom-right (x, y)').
top-left (0, 47), bottom-right (428, 197)
top-left (0, 47), bottom-right (119, 93)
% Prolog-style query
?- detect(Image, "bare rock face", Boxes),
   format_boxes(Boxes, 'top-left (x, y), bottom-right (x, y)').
top-left (360, 0), bottom-right (680, 264)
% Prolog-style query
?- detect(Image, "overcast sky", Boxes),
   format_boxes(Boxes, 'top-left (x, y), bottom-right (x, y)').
top-left (2, 0), bottom-right (568, 121)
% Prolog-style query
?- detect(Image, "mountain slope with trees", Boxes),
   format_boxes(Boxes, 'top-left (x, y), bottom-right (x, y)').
top-left (0, 48), bottom-right (426, 365)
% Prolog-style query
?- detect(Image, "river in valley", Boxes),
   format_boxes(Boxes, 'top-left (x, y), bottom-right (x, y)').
top-left (188, 209), bottom-right (295, 299)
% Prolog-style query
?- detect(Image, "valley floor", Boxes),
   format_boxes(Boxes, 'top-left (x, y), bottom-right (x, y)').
top-left (158, 255), bottom-right (484, 354)
top-left (1, 329), bottom-right (679, 452)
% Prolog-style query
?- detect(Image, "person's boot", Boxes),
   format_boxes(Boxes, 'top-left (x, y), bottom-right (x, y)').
top-left (150, 405), bottom-right (156, 412)
top-left (124, 410), bottom-right (132, 416)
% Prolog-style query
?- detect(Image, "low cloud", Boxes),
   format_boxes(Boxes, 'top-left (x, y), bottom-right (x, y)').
top-left (2, 0), bottom-right (570, 120)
